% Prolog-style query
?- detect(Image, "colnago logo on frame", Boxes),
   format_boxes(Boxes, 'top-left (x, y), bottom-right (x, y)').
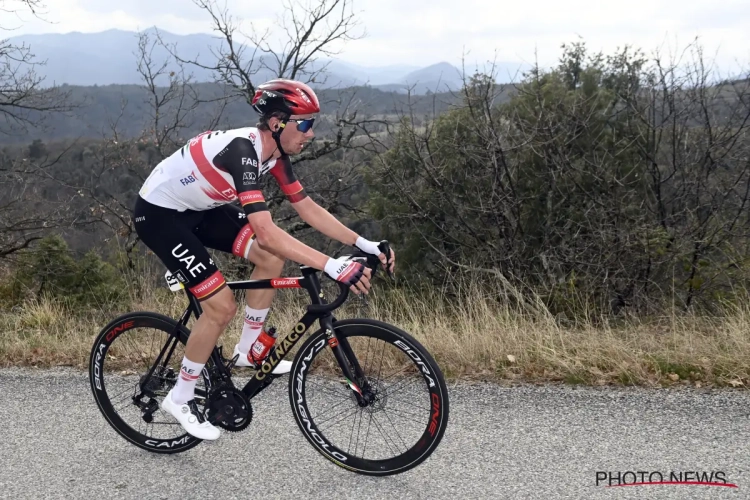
top-left (596, 471), bottom-right (737, 489)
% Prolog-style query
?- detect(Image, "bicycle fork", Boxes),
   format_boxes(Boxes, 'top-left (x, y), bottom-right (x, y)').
top-left (320, 315), bottom-right (373, 407)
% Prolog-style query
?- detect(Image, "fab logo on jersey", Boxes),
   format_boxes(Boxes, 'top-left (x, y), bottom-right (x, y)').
top-left (180, 175), bottom-right (196, 186)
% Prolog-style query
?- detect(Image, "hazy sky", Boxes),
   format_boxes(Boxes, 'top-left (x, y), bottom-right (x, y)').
top-left (2, 0), bottom-right (748, 74)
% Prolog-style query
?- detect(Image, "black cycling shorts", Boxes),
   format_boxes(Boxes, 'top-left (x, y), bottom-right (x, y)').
top-left (133, 195), bottom-right (256, 300)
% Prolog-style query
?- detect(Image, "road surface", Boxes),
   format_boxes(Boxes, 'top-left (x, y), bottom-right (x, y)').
top-left (1, 368), bottom-right (748, 499)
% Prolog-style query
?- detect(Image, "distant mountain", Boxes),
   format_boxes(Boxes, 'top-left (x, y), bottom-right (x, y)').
top-left (378, 62), bottom-right (464, 94)
top-left (9, 28), bottom-right (527, 93)
top-left (11, 29), bottom-right (221, 86)
top-left (319, 60), bottom-right (422, 87)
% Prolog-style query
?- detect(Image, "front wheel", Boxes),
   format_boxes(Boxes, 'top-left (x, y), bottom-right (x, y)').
top-left (288, 318), bottom-right (449, 476)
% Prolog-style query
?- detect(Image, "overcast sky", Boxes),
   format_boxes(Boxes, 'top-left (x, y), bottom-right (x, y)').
top-left (2, 0), bottom-right (748, 74)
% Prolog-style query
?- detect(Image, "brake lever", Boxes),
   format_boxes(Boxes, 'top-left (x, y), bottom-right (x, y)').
top-left (351, 241), bottom-right (395, 282)
top-left (377, 240), bottom-right (396, 282)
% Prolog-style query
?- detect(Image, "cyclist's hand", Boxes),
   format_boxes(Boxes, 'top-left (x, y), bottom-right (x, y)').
top-left (355, 237), bottom-right (396, 274)
top-left (325, 256), bottom-right (372, 295)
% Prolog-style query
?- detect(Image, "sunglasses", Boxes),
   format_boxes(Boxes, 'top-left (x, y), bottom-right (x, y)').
top-left (287, 118), bottom-right (315, 133)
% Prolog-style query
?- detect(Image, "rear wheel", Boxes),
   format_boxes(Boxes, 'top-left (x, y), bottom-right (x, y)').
top-left (288, 318), bottom-right (449, 476)
top-left (89, 312), bottom-right (212, 454)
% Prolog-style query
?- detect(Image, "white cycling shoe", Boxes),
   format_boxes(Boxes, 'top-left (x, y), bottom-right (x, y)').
top-left (161, 389), bottom-right (220, 441)
top-left (232, 344), bottom-right (292, 374)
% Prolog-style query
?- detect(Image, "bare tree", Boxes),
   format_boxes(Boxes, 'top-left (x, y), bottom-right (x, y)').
top-left (165, 0), bottom-right (364, 100)
top-left (0, 0), bottom-right (80, 260)
top-left (248, 0), bottom-right (365, 85)
top-left (60, 30), bottom-right (232, 274)
top-left (0, 0), bottom-right (74, 136)
top-left (0, 140), bottom-right (83, 259)
top-left (157, 0), bottom-right (373, 161)
top-left (136, 30), bottom-right (228, 159)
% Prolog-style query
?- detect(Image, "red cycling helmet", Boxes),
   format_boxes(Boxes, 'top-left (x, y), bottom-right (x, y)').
top-left (251, 79), bottom-right (320, 116)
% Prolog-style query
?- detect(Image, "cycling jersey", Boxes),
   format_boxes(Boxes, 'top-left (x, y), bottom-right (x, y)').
top-left (135, 126), bottom-right (308, 300)
top-left (139, 127), bottom-right (308, 213)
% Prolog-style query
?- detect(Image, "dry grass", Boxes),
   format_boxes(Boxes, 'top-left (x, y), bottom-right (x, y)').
top-left (2, 277), bottom-right (750, 388)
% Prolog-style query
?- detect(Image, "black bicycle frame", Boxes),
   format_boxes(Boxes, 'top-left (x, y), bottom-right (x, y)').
top-left (170, 263), bottom-right (366, 401)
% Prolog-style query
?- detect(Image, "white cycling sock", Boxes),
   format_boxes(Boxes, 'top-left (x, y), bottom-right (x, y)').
top-left (172, 357), bottom-right (204, 405)
top-left (237, 305), bottom-right (269, 353)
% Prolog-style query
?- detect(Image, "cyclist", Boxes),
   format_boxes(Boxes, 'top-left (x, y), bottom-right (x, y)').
top-left (133, 78), bottom-right (395, 441)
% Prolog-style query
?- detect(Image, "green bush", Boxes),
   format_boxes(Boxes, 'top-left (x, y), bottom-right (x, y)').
top-left (0, 234), bottom-right (130, 310)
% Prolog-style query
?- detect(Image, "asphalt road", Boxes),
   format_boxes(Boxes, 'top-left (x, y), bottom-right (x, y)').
top-left (1, 368), bottom-right (749, 499)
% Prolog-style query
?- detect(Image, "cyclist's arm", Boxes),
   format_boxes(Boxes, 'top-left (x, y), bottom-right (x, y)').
top-left (214, 139), bottom-right (331, 270)
top-left (270, 155), bottom-right (358, 246)
top-left (249, 211), bottom-right (330, 270)
top-left (292, 197), bottom-right (358, 246)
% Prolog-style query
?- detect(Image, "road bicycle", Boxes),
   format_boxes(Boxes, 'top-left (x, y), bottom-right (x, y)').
top-left (88, 242), bottom-right (449, 476)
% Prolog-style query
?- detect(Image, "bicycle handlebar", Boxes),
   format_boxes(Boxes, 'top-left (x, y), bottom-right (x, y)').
top-left (306, 240), bottom-right (393, 314)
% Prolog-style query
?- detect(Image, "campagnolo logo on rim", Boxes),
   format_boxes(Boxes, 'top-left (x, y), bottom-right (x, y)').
top-left (296, 339), bottom-right (347, 462)
top-left (145, 436), bottom-right (192, 449)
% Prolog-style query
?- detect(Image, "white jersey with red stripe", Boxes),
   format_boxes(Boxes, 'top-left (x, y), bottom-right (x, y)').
top-left (139, 127), bottom-right (307, 214)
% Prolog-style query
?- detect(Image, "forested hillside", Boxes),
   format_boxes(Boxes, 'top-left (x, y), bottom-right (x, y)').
top-left (0, 83), bottom-right (471, 144)
top-left (1, 0), bottom-right (749, 326)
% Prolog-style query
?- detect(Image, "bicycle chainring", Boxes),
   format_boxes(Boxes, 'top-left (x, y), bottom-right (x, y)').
top-left (206, 385), bottom-right (253, 432)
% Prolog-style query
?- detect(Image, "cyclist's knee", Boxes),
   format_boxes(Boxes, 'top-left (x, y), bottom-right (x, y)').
top-left (201, 288), bottom-right (237, 329)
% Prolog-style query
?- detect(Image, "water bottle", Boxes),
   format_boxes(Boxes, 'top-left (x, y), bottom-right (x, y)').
top-left (250, 326), bottom-right (277, 365)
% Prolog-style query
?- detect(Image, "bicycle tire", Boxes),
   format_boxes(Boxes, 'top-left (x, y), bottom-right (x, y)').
top-left (89, 311), bottom-right (206, 454)
top-left (288, 318), bottom-right (449, 476)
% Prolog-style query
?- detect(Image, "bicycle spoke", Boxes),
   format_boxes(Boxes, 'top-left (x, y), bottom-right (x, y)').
top-left (363, 336), bottom-right (375, 377)
top-left (304, 377), bottom-right (350, 399)
top-left (310, 394), bottom-right (354, 421)
top-left (124, 333), bottom-right (149, 372)
top-left (114, 401), bottom-right (133, 414)
top-left (362, 410), bottom-right (374, 458)
top-left (375, 339), bottom-right (387, 385)
top-left (381, 407), bottom-right (411, 450)
top-left (367, 412), bottom-right (402, 456)
top-left (385, 395), bottom-right (430, 416)
top-left (384, 377), bottom-right (424, 398)
top-left (348, 406), bottom-right (361, 455)
top-left (380, 363), bottom-right (420, 384)
top-left (317, 407), bottom-right (362, 434)
top-left (109, 385), bottom-right (136, 405)
top-left (315, 403), bottom-right (360, 429)
top-left (378, 406), bottom-right (428, 427)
